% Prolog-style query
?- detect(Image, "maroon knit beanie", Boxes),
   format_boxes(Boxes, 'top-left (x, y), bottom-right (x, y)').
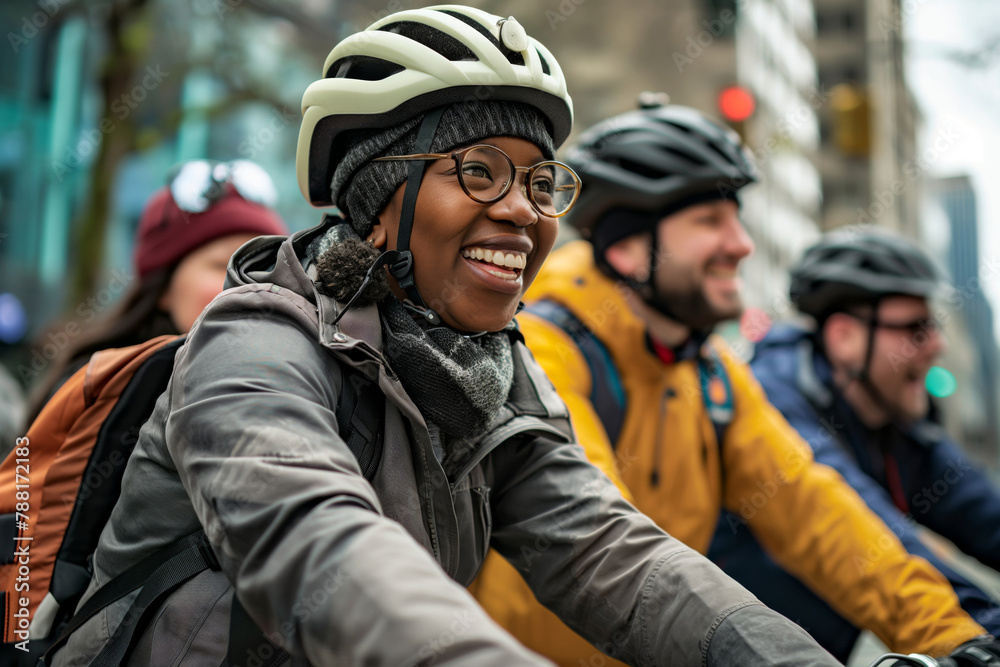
top-left (133, 184), bottom-right (289, 280)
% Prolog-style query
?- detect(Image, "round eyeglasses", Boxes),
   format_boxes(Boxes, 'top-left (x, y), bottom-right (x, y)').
top-left (168, 160), bottom-right (278, 213)
top-left (373, 144), bottom-right (581, 218)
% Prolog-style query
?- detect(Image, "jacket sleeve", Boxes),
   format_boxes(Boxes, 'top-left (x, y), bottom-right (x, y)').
top-left (718, 343), bottom-right (986, 656)
top-left (487, 433), bottom-right (840, 667)
top-left (914, 436), bottom-right (1000, 572)
top-left (759, 376), bottom-right (1000, 636)
top-left (165, 291), bottom-right (552, 667)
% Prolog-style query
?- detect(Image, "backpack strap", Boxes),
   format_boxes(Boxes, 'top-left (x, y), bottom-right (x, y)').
top-left (223, 597), bottom-right (289, 667)
top-left (38, 530), bottom-right (215, 666)
top-left (337, 371), bottom-right (384, 480)
top-left (524, 300), bottom-right (736, 453)
top-left (524, 300), bottom-right (627, 445)
top-left (698, 347), bottom-right (734, 450)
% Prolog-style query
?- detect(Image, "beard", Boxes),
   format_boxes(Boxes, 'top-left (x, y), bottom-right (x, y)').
top-left (865, 372), bottom-right (930, 425)
top-left (643, 262), bottom-right (744, 331)
top-left (645, 285), bottom-right (736, 331)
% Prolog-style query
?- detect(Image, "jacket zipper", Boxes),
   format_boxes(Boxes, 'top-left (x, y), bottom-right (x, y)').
top-left (450, 417), bottom-right (571, 492)
top-left (650, 387), bottom-right (675, 487)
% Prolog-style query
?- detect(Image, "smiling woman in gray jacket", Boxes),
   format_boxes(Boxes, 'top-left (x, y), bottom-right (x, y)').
top-left (52, 6), bottom-right (840, 667)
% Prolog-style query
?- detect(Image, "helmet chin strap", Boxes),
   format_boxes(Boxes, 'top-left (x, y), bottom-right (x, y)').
top-left (642, 230), bottom-right (694, 329)
top-left (386, 107), bottom-right (446, 327)
top-left (598, 233), bottom-right (712, 339)
top-left (843, 299), bottom-right (899, 422)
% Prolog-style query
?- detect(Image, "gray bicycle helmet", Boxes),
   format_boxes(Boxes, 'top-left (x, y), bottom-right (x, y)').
top-left (565, 93), bottom-right (758, 247)
top-left (790, 229), bottom-right (944, 320)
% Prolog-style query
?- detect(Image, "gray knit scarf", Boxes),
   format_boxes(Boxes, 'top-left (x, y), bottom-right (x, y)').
top-left (379, 297), bottom-right (514, 440)
top-left (310, 222), bottom-right (515, 441)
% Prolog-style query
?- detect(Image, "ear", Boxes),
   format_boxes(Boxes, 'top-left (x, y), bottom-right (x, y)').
top-left (604, 233), bottom-right (652, 282)
top-left (822, 313), bottom-right (864, 364)
top-left (370, 184), bottom-right (404, 251)
top-left (367, 222), bottom-right (388, 250)
top-left (157, 283), bottom-right (174, 313)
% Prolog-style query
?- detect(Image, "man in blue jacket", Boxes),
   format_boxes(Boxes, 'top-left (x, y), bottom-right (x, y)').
top-left (707, 229), bottom-right (1000, 662)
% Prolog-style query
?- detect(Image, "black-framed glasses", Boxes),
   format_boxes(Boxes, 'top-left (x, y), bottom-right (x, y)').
top-left (372, 144), bottom-right (581, 218)
top-left (846, 311), bottom-right (942, 337)
top-left (874, 317), bottom-right (942, 337)
top-left (168, 160), bottom-right (277, 213)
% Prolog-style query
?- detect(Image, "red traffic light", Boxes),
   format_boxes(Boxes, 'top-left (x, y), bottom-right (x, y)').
top-left (718, 86), bottom-right (755, 122)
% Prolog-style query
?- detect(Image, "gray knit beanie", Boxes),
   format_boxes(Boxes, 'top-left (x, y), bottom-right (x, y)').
top-left (331, 100), bottom-right (556, 237)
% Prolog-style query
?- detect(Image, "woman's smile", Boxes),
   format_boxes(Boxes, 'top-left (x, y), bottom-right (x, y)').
top-left (459, 236), bottom-right (533, 294)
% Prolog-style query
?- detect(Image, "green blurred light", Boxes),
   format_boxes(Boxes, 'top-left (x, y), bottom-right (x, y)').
top-left (925, 366), bottom-right (957, 398)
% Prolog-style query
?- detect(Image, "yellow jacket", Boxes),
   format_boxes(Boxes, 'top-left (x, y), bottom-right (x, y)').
top-left (470, 241), bottom-right (985, 664)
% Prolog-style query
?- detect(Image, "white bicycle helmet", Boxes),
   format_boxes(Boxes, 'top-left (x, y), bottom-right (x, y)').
top-left (296, 5), bottom-right (573, 207)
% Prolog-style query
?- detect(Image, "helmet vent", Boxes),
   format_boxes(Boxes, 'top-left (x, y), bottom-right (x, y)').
top-left (536, 48), bottom-right (551, 74)
top-left (858, 257), bottom-right (879, 273)
top-left (657, 144), bottom-right (705, 167)
top-left (380, 21), bottom-right (478, 61)
top-left (326, 55), bottom-right (404, 81)
top-left (663, 120), bottom-right (694, 136)
top-left (704, 141), bottom-right (740, 169)
top-left (616, 157), bottom-right (668, 180)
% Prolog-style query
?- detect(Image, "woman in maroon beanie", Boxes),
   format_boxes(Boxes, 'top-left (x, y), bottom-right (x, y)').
top-left (26, 159), bottom-right (289, 422)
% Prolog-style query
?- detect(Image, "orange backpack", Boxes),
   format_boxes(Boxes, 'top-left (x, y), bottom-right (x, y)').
top-left (0, 335), bottom-right (184, 662)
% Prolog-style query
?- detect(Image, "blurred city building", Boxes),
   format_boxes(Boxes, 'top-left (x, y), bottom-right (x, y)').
top-left (480, 0), bottom-right (823, 325)
top-left (811, 0), bottom-right (922, 235)
top-left (930, 175), bottom-right (1000, 465)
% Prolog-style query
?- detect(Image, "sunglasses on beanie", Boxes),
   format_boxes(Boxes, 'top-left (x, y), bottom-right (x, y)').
top-left (168, 160), bottom-right (278, 213)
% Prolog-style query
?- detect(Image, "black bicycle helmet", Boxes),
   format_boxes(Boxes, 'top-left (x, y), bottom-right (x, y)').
top-left (790, 229), bottom-right (944, 320)
top-left (564, 92), bottom-right (758, 245)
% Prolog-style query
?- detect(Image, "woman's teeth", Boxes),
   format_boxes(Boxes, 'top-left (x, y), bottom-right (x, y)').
top-left (461, 247), bottom-right (526, 270)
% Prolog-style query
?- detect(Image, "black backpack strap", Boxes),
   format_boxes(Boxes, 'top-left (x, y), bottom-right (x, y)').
top-left (337, 371), bottom-right (384, 481)
top-left (38, 530), bottom-right (214, 666)
top-left (223, 598), bottom-right (289, 667)
top-left (86, 531), bottom-right (221, 667)
top-left (525, 300), bottom-right (627, 445)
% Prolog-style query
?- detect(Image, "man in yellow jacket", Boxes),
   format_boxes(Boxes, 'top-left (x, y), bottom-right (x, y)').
top-left (470, 96), bottom-right (1000, 666)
